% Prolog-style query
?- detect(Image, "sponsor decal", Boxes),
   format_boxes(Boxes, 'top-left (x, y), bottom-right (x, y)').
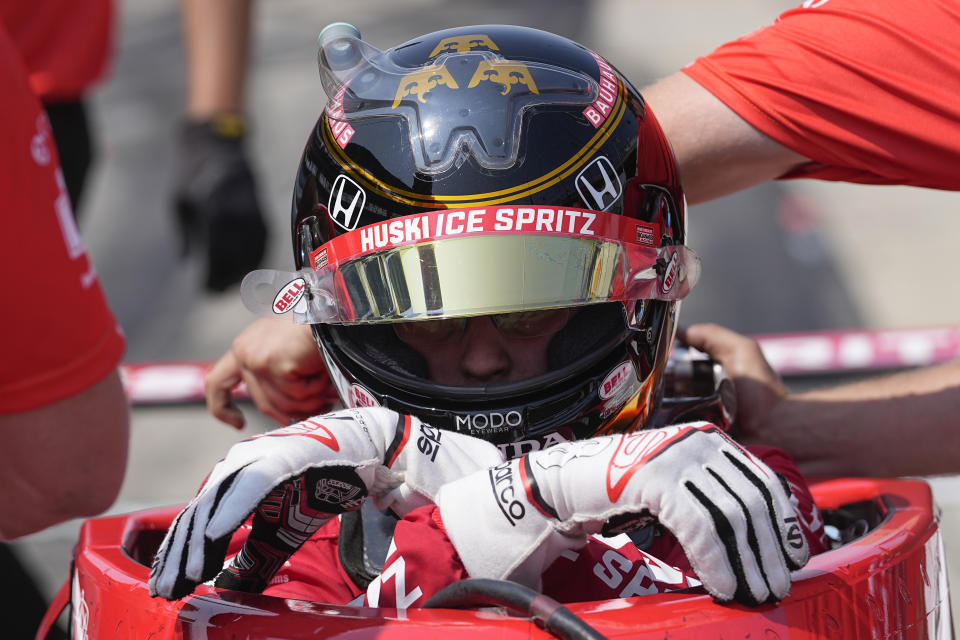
top-left (393, 64), bottom-right (459, 107)
top-left (456, 409), bottom-right (523, 433)
top-left (429, 34), bottom-right (500, 58)
top-left (583, 53), bottom-right (620, 128)
top-left (606, 429), bottom-right (676, 502)
top-left (661, 249), bottom-right (679, 293)
top-left (599, 360), bottom-right (636, 400)
top-left (272, 278), bottom-right (306, 314)
top-left (72, 572), bottom-right (89, 640)
top-left (497, 429), bottom-right (571, 459)
top-left (312, 247), bottom-right (328, 270)
top-left (468, 60), bottom-right (538, 95)
top-left (31, 114), bottom-right (53, 166)
top-left (358, 206), bottom-right (598, 254)
top-left (533, 438), bottom-right (611, 470)
top-left (635, 222), bottom-right (656, 246)
top-left (311, 206), bottom-right (668, 274)
top-left (259, 419), bottom-right (341, 451)
top-left (393, 55), bottom-right (538, 108)
top-left (784, 515), bottom-right (805, 550)
top-left (417, 422), bottom-right (443, 462)
top-left (367, 540), bottom-right (423, 608)
top-left (328, 174), bottom-right (367, 231)
top-left (326, 87), bottom-right (355, 148)
top-left (350, 384), bottom-right (380, 408)
top-left (575, 156), bottom-right (621, 211)
top-left (315, 476), bottom-right (365, 509)
top-left (488, 461), bottom-right (525, 525)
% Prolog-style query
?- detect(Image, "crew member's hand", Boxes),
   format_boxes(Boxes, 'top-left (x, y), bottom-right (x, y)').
top-left (206, 317), bottom-right (337, 429)
top-left (679, 323), bottom-right (788, 444)
top-left (149, 407), bottom-right (501, 600)
top-left (438, 423), bottom-right (809, 606)
top-left (174, 115), bottom-right (268, 292)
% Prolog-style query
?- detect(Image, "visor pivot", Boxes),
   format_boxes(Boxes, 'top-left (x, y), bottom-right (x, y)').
top-left (318, 23), bottom-right (363, 72)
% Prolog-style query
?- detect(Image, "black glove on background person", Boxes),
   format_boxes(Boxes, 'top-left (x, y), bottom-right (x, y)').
top-left (174, 114), bottom-right (268, 292)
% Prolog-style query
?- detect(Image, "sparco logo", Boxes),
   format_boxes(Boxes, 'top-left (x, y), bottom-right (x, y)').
top-left (328, 174), bottom-right (366, 231)
top-left (456, 410), bottom-right (522, 431)
top-left (488, 461), bottom-right (525, 525)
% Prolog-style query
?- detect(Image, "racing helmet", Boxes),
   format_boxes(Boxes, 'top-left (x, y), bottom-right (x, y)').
top-left (246, 24), bottom-right (700, 454)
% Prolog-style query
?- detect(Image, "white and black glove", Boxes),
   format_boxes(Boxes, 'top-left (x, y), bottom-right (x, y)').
top-left (438, 423), bottom-right (809, 606)
top-left (149, 407), bottom-right (501, 599)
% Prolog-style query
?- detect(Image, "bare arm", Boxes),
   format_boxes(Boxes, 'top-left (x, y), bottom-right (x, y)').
top-left (0, 369), bottom-right (129, 540)
top-left (642, 72), bottom-right (808, 204)
top-left (768, 361), bottom-right (960, 478)
top-left (683, 324), bottom-right (960, 478)
top-left (180, 0), bottom-right (253, 118)
top-left (206, 318), bottom-right (335, 429)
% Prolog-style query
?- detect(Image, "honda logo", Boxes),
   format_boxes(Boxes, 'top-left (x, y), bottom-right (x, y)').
top-left (328, 174), bottom-right (366, 231)
top-left (575, 156), bottom-right (621, 211)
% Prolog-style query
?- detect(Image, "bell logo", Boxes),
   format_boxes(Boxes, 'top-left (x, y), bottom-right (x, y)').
top-left (328, 174), bottom-right (366, 231)
top-left (575, 156), bottom-right (621, 211)
top-left (273, 278), bottom-right (306, 314)
top-left (661, 250), bottom-right (679, 293)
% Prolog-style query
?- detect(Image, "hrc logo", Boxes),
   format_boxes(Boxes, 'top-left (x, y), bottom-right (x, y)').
top-left (429, 34), bottom-right (499, 58)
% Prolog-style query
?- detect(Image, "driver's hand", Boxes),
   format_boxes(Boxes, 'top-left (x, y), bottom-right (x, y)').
top-left (205, 317), bottom-right (338, 429)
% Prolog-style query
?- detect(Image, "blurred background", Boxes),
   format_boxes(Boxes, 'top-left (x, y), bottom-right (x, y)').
top-left (9, 0), bottom-right (960, 633)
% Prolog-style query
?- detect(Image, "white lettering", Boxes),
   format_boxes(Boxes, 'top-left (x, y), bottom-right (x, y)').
top-left (467, 209), bottom-right (484, 233)
top-left (580, 212), bottom-right (597, 235)
top-left (388, 219), bottom-right (404, 244)
top-left (445, 210), bottom-right (465, 234)
top-left (494, 208), bottom-right (513, 231)
top-left (516, 207), bottom-right (535, 231)
top-left (365, 541), bottom-right (423, 609)
top-left (593, 549), bottom-right (632, 589)
top-left (536, 208), bottom-right (555, 232)
top-left (565, 210), bottom-right (582, 233)
top-left (404, 216), bottom-right (423, 242)
top-left (619, 562), bottom-right (658, 597)
top-left (360, 227), bottom-right (374, 252)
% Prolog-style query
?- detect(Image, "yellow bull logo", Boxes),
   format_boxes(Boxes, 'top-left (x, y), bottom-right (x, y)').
top-left (429, 35), bottom-right (499, 58)
top-left (469, 60), bottom-right (539, 96)
top-left (392, 65), bottom-right (459, 107)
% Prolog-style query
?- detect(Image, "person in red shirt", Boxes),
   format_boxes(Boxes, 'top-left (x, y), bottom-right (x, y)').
top-left (149, 24), bottom-right (822, 610)
top-left (0, 0), bottom-right (113, 215)
top-left (0, 21), bottom-right (127, 541)
top-left (640, 0), bottom-right (960, 478)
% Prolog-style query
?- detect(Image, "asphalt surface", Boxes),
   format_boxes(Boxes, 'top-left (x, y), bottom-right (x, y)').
top-left (9, 0), bottom-right (960, 634)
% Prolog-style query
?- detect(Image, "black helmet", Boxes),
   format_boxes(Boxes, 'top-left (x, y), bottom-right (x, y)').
top-left (245, 24), bottom-right (700, 456)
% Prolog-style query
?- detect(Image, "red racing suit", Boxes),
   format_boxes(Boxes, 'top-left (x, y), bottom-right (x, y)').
top-left (261, 444), bottom-right (827, 607)
top-left (683, 0), bottom-right (960, 190)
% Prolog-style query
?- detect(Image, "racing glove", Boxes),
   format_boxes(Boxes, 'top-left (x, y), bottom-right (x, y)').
top-left (149, 407), bottom-right (502, 600)
top-left (174, 114), bottom-right (268, 292)
top-left (437, 423), bottom-right (809, 606)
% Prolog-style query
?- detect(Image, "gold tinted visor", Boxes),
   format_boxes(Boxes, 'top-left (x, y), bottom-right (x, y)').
top-left (241, 207), bottom-right (700, 325)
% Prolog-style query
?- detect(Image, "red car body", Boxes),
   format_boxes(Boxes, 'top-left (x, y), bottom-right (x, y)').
top-left (44, 476), bottom-right (951, 639)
